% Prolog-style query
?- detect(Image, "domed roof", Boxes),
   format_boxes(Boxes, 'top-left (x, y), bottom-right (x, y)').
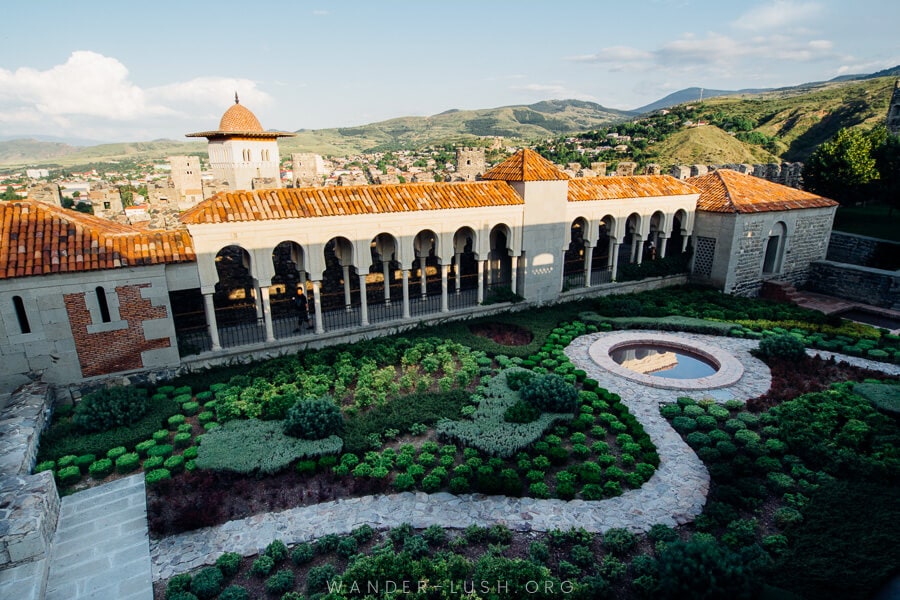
top-left (218, 102), bottom-right (263, 133)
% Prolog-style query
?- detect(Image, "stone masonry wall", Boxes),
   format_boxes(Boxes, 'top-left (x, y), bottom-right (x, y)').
top-left (729, 218), bottom-right (766, 296)
top-left (779, 212), bottom-right (835, 287)
top-left (826, 231), bottom-right (900, 269)
top-left (64, 284), bottom-right (171, 377)
top-left (0, 382), bottom-right (59, 570)
top-left (807, 261), bottom-right (900, 309)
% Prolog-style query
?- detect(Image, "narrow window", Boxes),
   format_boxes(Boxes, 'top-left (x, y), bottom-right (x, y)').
top-left (762, 236), bottom-right (780, 273)
top-left (13, 295), bottom-right (30, 334)
top-left (96, 286), bottom-right (111, 323)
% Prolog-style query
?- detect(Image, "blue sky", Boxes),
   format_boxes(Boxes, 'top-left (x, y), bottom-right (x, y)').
top-left (1, 0), bottom-right (897, 142)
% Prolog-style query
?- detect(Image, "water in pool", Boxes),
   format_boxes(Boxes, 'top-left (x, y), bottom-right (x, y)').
top-left (610, 344), bottom-right (717, 379)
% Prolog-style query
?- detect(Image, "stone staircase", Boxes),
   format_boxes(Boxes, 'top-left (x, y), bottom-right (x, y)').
top-left (760, 280), bottom-right (801, 303)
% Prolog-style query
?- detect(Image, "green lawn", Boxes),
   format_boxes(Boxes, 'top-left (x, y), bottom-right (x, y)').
top-left (832, 202), bottom-right (900, 242)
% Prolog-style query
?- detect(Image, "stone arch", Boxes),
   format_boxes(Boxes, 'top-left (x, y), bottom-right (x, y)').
top-left (647, 210), bottom-right (666, 261)
top-left (590, 214), bottom-right (616, 282)
top-left (564, 217), bottom-right (589, 282)
top-left (453, 226), bottom-right (478, 292)
top-left (413, 229), bottom-right (440, 297)
top-left (624, 213), bottom-right (643, 264)
top-left (669, 209), bottom-right (689, 256)
top-left (488, 223), bottom-right (513, 288)
top-left (763, 221), bottom-right (788, 275)
top-left (270, 241), bottom-right (307, 318)
top-left (213, 244), bottom-right (257, 324)
top-left (321, 236), bottom-right (359, 312)
top-left (370, 233), bottom-right (402, 309)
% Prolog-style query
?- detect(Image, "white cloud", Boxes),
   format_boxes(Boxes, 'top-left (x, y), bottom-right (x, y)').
top-left (732, 1), bottom-right (823, 31)
top-left (0, 51), bottom-right (274, 141)
top-left (0, 51), bottom-right (169, 120)
top-left (567, 46), bottom-right (654, 64)
top-left (512, 83), bottom-right (596, 101)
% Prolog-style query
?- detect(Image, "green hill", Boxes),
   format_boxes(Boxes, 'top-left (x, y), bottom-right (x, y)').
top-left (279, 99), bottom-right (634, 156)
top-left (0, 139), bottom-right (206, 168)
top-left (652, 126), bottom-right (778, 165)
top-left (691, 76), bottom-right (895, 161)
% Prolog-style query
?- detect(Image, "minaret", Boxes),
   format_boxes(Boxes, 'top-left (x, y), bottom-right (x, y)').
top-left (186, 97), bottom-right (295, 191)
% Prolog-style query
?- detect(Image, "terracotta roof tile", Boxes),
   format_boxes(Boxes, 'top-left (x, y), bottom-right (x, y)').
top-left (482, 149), bottom-right (570, 182)
top-left (179, 181), bottom-right (524, 225)
top-left (0, 201), bottom-right (195, 280)
top-left (185, 101), bottom-right (296, 139)
top-left (568, 175), bottom-right (699, 201)
top-left (689, 169), bottom-right (838, 213)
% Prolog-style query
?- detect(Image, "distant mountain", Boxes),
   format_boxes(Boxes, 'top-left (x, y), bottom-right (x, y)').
top-left (0, 139), bottom-right (80, 165)
top-left (653, 126), bottom-right (778, 166)
top-left (633, 87), bottom-right (771, 114)
top-left (279, 99), bottom-right (636, 156)
top-left (0, 139), bottom-right (206, 167)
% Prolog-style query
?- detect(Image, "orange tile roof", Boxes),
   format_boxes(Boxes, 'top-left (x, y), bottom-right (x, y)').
top-left (0, 201), bottom-right (195, 280)
top-left (689, 169), bottom-right (838, 213)
top-left (186, 100), bottom-right (295, 139)
top-left (179, 181), bottom-right (524, 224)
top-left (482, 149), bottom-right (570, 182)
top-left (568, 175), bottom-right (699, 201)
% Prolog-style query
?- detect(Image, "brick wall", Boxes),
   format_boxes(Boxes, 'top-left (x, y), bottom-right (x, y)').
top-left (64, 284), bottom-right (170, 377)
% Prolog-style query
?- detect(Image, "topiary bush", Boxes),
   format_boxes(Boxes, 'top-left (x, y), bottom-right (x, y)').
top-left (283, 398), bottom-right (343, 440)
top-left (217, 586), bottom-right (248, 600)
top-left (604, 528), bottom-right (637, 555)
top-left (88, 458), bottom-right (113, 479)
top-left (291, 543), bottom-right (314, 565)
top-left (520, 374), bottom-right (579, 413)
top-left (190, 566), bottom-right (223, 600)
top-left (116, 452), bottom-right (140, 473)
top-left (757, 334), bottom-right (807, 362)
top-left (265, 569), bottom-right (295, 595)
top-left (57, 465), bottom-right (81, 486)
top-left (215, 552), bottom-right (242, 577)
top-left (73, 386), bottom-right (149, 432)
top-left (656, 539), bottom-right (753, 599)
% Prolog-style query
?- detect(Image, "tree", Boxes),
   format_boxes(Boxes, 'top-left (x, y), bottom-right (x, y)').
top-left (1, 186), bottom-right (19, 201)
top-left (803, 128), bottom-right (879, 204)
top-left (873, 132), bottom-right (900, 215)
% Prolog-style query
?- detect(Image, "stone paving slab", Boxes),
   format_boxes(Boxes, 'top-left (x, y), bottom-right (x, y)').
top-left (45, 474), bottom-right (152, 600)
top-left (0, 557), bottom-right (48, 600)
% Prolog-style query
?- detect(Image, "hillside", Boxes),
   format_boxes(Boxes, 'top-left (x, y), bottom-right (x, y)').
top-left (693, 76), bottom-right (895, 161)
top-left (652, 126), bottom-right (778, 165)
top-left (0, 139), bottom-right (206, 168)
top-left (279, 99), bottom-right (635, 156)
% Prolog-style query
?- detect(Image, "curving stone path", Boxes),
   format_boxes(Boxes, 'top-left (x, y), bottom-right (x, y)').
top-left (150, 331), bottom-right (775, 581)
top-left (806, 349), bottom-right (900, 377)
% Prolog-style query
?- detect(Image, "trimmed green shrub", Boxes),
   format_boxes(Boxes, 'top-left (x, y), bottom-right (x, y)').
top-left (173, 432), bottom-right (192, 448)
top-left (265, 569), bottom-right (295, 595)
top-left (88, 458), bottom-right (113, 478)
top-left (265, 539), bottom-right (289, 563)
top-left (135, 439), bottom-right (156, 457)
top-left (147, 444), bottom-right (174, 458)
top-left (116, 452), bottom-right (140, 473)
top-left (57, 465), bottom-right (81, 486)
top-left (190, 566), bottom-right (223, 600)
top-left (145, 468), bottom-right (171, 486)
top-left (656, 540), bottom-right (753, 599)
top-left (291, 543), bottom-right (314, 565)
top-left (197, 411), bottom-right (215, 425)
top-left (306, 564), bottom-right (339, 595)
top-left (757, 334), bottom-right (806, 361)
top-left (215, 552), bottom-right (242, 577)
top-left (182, 446), bottom-right (198, 460)
top-left (34, 460), bottom-right (55, 474)
top-left (250, 555), bottom-right (275, 578)
top-left (163, 455), bottom-right (185, 474)
top-left (168, 414), bottom-right (187, 429)
top-left (73, 386), bottom-right (149, 432)
top-left (166, 573), bottom-right (192, 598)
top-left (181, 401), bottom-right (200, 416)
top-left (604, 528), bottom-right (637, 555)
top-left (217, 586), bottom-right (248, 600)
top-left (73, 453), bottom-right (96, 474)
top-left (106, 446), bottom-right (127, 460)
top-left (283, 398), bottom-right (343, 440)
top-left (520, 373), bottom-right (579, 413)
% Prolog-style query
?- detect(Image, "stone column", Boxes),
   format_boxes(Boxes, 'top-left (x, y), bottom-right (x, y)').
top-left (299, 271), bottom-right (307, 290)
top-left (202, 292), bottom-right (221, 351)
top-left (260, 286), bottom-right (275, 342)
top-left (510, 256), bottom-right (518, 295)
top-left (419, 256), bottom-right (428, 298)
top-left (454, 253), bottom-right (462, 294)
top-left (476, 260), bottom-right (485, 304)
top-left (401, 269), bottom-right (411, 319)
top-left (682, 235), bottom-right (690, 253)
top-left (631, 237), bottom-right (640, 264)
top-left (611, 242), bottom-right (621, 281)
top-left (635, 239), bottom-right (644, 265)
top-left (358, 274), bottom-right (369, 326)
top-left (342, 265), bottom-right (352, 311)
top-left (560, 249), bottom-right (568, 291)
top-left (382, 262), bottom-right (391, 304)
top-left (311, 280), bottom-right (324, 334)
top-left (440, 264), bottom-right (449, 312)
top-left (253, 285), bottom-right (264, 319)
top-left (607, 239), bottom-right (616, 271)
top-left (658, 235), bottom-right (667, 259)
top-left (584, 244), bottom-right (594, 287)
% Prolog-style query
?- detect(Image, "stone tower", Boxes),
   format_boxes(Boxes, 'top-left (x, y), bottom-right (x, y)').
top-left (888, 80), bottom-right (900, 136)
top-left (291, 153), bottom-right (325, 187)
top-left (186, 95), bottom-right (295, 191)
top-left (455, 148), bottom-right (485, 181)
top-left (168, 156), bottom-right (204, 208)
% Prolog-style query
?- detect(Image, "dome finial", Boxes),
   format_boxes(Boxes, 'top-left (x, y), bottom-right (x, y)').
top-left (234, 91), bottom-right (239, 104)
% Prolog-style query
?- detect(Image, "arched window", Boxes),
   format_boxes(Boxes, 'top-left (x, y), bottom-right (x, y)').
top-left (96, 286), bottom-right (111, 323)
top-left (13, 295), bottom-right (30, 334)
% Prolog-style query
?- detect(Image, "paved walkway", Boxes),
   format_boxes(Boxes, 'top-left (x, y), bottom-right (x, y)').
top-left (149, 331), bottom-right (772, 581)
top-left (45, 474), bottom-right (152, 600)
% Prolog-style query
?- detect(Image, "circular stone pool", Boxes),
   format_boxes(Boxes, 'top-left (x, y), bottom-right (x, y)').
top-left (589, 332), bottom-right (745, 390)
top-left (610, 344), bottom-right (718, 379)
